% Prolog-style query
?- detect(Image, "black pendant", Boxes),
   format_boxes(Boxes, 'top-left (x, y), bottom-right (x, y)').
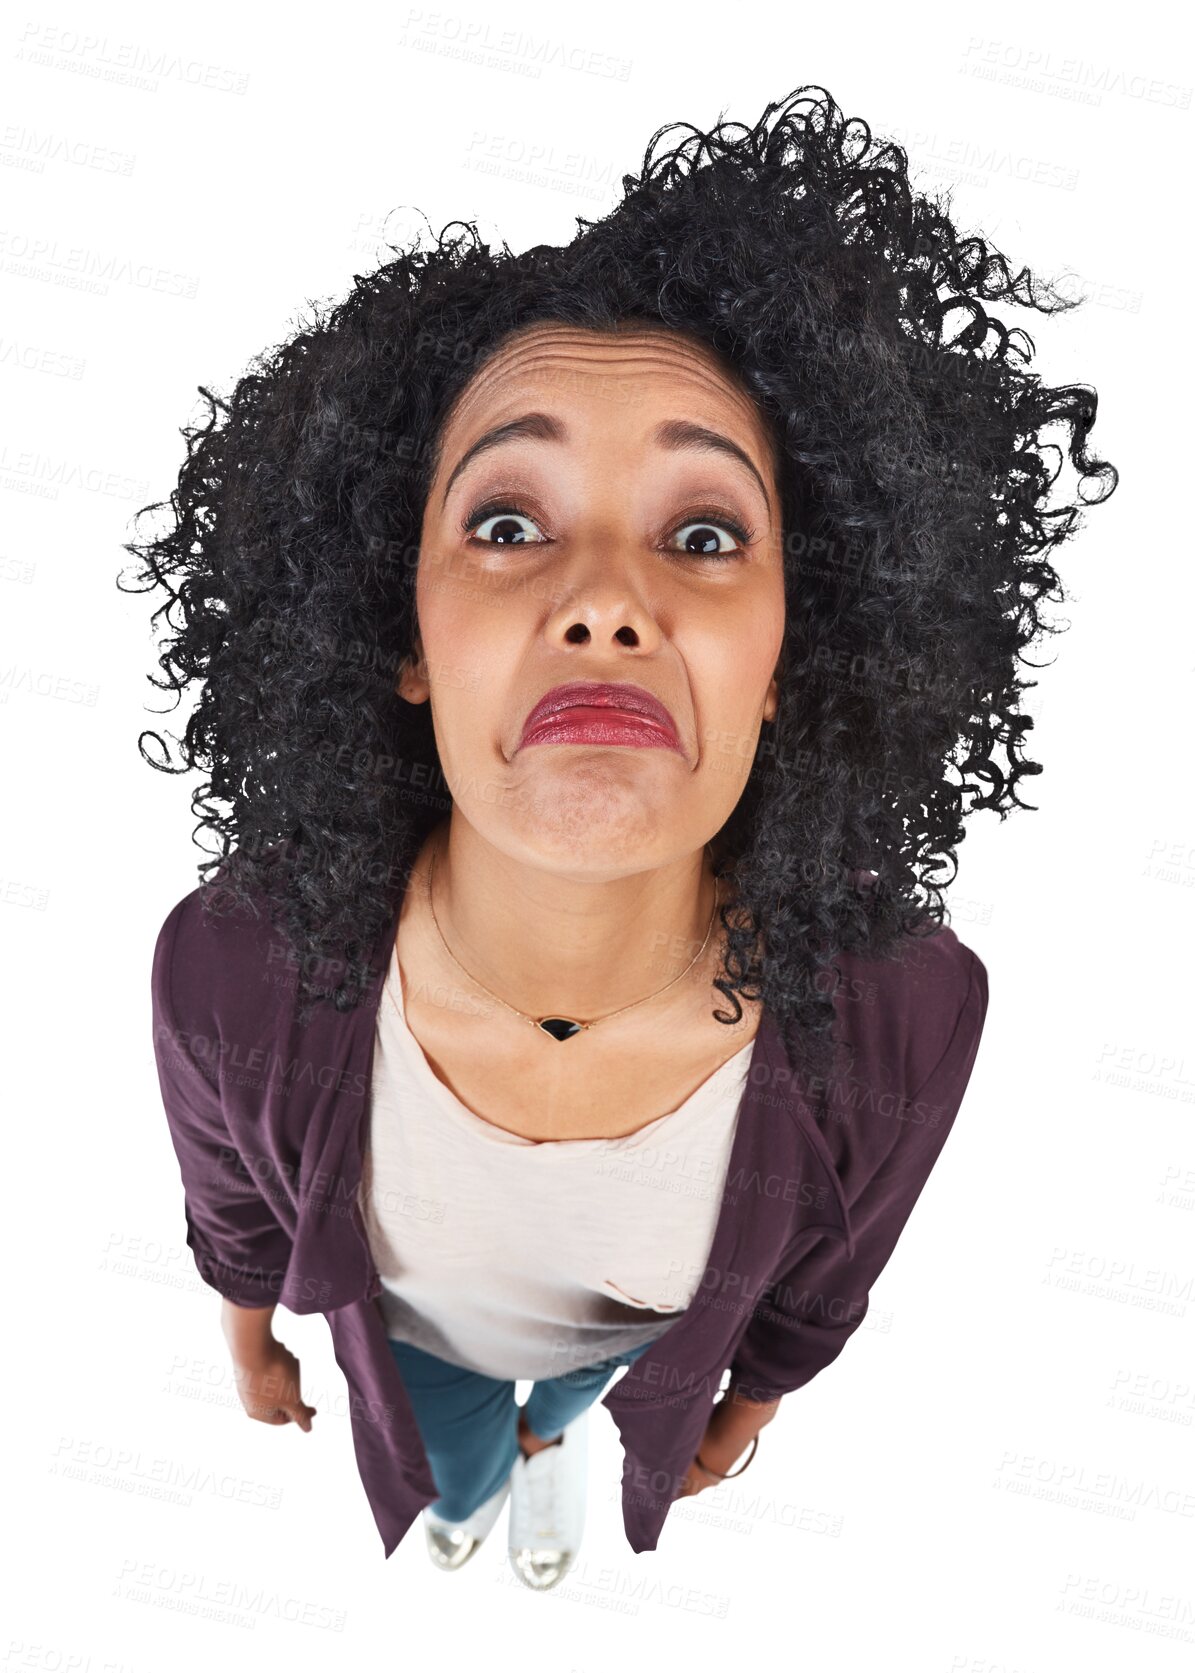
top-left (537, 1017), bottom-right (584, 1041)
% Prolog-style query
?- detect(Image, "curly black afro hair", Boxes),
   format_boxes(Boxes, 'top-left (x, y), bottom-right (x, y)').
top-left (122, 82), bottom-right (1117, 1084)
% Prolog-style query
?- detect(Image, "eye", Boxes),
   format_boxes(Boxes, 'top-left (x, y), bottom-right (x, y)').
top-left (463, 501), bottom-right (548, 545)
top-left (460, 499), bottom-right (756, 557)
top-left (667, 513), bottom-right (755, 560)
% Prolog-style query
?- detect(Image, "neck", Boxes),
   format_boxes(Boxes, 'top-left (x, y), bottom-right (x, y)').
top-left (417, 818), bottom-right (722, 1025)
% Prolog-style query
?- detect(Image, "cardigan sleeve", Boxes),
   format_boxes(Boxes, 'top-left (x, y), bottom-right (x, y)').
top-left (151, 898), bottom-right (294, 1310)
top-left (725, 946), bottom-right (989, 1405)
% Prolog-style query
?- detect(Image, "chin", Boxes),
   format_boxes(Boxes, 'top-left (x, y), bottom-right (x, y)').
top-left (508, 802), bottom-right (671, 875)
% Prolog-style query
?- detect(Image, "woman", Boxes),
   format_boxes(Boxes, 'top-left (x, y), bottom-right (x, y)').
top-left (128, 84), bottom-right (1116, 1586)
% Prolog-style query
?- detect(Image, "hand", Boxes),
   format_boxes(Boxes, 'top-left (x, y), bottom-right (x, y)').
top-left (676, 1451), bottom-right (730, 1499)
top-left (675, 1391), bottom-right (779, 1499)
top-left (230, 1337), bottom-right (317, 1430)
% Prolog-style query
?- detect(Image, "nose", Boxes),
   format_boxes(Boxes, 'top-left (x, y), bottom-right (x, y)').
top-left (542, 547), bottom-right (666, 654)
top-left (561, 618), bottom-right (640, 647)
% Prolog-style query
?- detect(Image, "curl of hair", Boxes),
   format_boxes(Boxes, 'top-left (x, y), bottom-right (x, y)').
top-left (121, 83), bottom-right (1117, 1086)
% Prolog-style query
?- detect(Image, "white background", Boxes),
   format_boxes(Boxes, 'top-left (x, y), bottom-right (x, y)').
top-left (2, 0), bottom-right (1191, 1668)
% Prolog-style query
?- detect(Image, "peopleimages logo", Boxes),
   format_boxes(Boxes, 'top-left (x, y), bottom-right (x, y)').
top-left (959, 37), bottom-right (1192, 109)
top-left (157, 1024), bottom-right (368, 1097)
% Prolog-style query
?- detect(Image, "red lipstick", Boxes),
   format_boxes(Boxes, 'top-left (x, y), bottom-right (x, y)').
top-left (519, 681), bottom-right (683, 755)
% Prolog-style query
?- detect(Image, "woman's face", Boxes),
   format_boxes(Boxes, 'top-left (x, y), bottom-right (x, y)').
top-left (401, 320), bottom-right (786, 877)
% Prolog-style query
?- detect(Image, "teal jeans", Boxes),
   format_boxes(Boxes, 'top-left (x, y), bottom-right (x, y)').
top-left (388, 1336), bottom-right (654, 1523)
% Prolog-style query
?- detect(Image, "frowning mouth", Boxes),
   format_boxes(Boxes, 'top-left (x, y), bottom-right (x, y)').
top-left (518, 681), bottom-right (683, 755)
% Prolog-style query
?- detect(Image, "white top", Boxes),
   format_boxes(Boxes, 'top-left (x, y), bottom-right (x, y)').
top-left (359, 943), bottom-right (757, 1381)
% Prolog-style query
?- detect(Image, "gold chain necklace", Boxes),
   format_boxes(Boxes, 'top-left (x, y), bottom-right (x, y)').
top-left (425, 838), bottom-right (720, 1042)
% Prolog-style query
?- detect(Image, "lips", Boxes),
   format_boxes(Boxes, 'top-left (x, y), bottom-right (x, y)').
top-left (519, 680), bottom-right (683, 754)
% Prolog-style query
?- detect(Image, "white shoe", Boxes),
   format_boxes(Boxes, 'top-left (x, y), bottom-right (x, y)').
top-left (507, 1410), bottom-right (588, 1591)
top-left (423, 1475), bottom-right (511, 1571)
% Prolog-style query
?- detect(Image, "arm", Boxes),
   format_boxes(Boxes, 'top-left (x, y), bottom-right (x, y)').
top-left (725, 947), bottom-right (989, 1407)
top-left (677, 1389), bottom-right (782, 1493)
top-left (222, 1297), bottom-right (279, 1362)
top-left (151, 900), bottom-right (294, 1310)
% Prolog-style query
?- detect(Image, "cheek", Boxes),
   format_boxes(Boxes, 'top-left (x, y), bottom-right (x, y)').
top-left (700, 592), bottom-right (782, 703)
top-left (690, 596), bottom-right (782, 774)
top-left (418, 558), bottom-right (490, 677)
top-left (418, 572), bottom-right (518, 760)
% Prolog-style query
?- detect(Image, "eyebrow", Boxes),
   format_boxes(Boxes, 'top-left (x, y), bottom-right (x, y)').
top-left (439, 411), bottom-right (773, 521)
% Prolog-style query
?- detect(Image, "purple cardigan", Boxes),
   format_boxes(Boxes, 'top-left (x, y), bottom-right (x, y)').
top-left (150, 871), bottom-right (988, 1558)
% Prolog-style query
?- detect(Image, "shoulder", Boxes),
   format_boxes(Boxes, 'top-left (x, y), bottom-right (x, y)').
top-left (151, 871), bottom-right (285, 1039)
top-left (832, 917), bottom-right (990, 1108)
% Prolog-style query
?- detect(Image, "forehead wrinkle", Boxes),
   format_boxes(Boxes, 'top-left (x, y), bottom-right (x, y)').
top-left (447, 323), bottom-right (763, 417)
top-left (434, 329), bottom-right (777, 518)
top-left (459, 330), bottom-right (752, 400)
